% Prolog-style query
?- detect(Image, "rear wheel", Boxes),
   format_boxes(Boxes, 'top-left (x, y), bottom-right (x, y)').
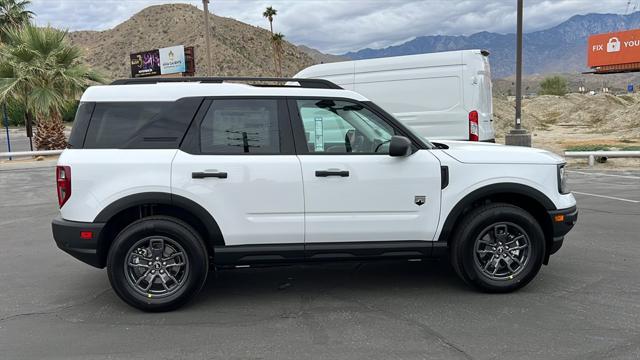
top-left (450, 203), bottom-right (545, 292)
top-left (107, 216), bottom-right (208, 311)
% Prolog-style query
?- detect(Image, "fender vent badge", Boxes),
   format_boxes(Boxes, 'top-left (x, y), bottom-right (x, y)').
top-left (415, 196), bottom-right (426, 206)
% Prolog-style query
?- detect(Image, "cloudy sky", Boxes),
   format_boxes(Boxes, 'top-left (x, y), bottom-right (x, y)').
top-left (30, 0), bottom-right (635, 54)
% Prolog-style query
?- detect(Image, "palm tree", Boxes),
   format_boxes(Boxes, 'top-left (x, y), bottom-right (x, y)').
top-left (262, 6), bottom-right (277, 34)
top-left (0, 0), bottom-right (33, 41)
top-left (272, 32), bottom-right (285, 77)
top-left (262, 6), bottom-right (279, 76)
top-left (0, 24), bottom-right (103, 150)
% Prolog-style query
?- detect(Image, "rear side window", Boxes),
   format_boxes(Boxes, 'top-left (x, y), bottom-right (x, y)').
top-left (199, 99), bottom-right (280, 154)
top-left (83, 102), bottom-right (172, 149)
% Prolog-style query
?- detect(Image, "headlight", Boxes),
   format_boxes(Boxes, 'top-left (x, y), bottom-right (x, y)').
top-left (557, 164), bottom-right (569, 194)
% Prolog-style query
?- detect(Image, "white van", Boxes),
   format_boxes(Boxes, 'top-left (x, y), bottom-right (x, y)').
top-left (295, 49), bottom-right (495, 142)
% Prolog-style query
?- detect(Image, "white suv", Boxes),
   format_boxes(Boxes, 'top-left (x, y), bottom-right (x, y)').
top-left (52, 77), bottom-right (577, 311)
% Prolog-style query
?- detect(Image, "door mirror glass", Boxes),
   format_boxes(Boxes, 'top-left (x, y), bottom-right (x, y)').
top-left (388, 136), bottom-right (412, 157)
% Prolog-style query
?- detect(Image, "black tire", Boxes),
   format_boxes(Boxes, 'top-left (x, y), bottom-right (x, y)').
top-left (450, 203), bottom-right (546, 293)
top-left (107, 216), bottom-right (209, 312)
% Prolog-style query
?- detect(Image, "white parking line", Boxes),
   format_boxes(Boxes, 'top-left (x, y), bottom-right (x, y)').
top-left (568, 171), bottom-right (640, 180)
top-left (572, 191), bottom-right (639, 204)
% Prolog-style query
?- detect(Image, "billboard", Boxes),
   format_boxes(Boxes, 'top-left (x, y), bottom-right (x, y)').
top-left (588, 29), bottom-right (640, 68)
top-left (130, 45), bottom-right (188, 78)
top-left (130, 49), bottom-right (161, 77)
top-left (159, 45), bottom-right (186, 75)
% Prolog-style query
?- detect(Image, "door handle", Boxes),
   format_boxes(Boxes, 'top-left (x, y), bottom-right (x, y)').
top-left (315, 170), bottom-right (349, 177)
top-left (192, 171), bottom-right (228, 179)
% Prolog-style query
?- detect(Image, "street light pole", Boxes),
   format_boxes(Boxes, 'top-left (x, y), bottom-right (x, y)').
top-left (202, 0), bottom-right (212, 76)
top-left (515, 0), bottom-right (523, 131)
top-left (505, 0), bottom-right (532, 147)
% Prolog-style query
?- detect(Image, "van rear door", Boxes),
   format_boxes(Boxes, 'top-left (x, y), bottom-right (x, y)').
top-left (463, 51), bottom-right (495, 141)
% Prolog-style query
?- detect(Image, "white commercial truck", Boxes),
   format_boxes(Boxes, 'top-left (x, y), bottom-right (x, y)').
top-left (295, 49), bottom-right (495, 142)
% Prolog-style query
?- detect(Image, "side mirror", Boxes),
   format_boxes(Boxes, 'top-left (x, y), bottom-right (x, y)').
top-left (388, 136), bottom-right (412, 157)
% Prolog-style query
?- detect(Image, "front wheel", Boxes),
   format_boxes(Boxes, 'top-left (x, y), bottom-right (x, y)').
top-left (107, 216), bottom-right (209, 311)
top-left (450, 203), bottom-right (546, 292)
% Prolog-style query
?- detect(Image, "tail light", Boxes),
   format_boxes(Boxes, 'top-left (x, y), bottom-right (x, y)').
top-left (469, 110), bottom-right (479, 141)
top-left (56, 166), bottom-right (71, 208)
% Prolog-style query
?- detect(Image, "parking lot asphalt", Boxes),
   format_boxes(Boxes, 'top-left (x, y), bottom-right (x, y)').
top-left (0, 165), bottom-right (638, 360)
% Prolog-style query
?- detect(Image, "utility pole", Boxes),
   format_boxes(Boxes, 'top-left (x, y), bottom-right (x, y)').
top-left (505, 0), bottom-right (532, 147)
top-left (202, 0), bottom-right (212, 76)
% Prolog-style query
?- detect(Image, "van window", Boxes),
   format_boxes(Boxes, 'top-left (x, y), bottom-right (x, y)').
top-left (83, 102), bottom-right (172, 148)
top-left (200, 99), bottom-right (280, 154)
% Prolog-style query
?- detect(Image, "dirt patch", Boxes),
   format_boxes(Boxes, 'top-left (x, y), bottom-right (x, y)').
top-left (493, 93), bottom-right (640, 168)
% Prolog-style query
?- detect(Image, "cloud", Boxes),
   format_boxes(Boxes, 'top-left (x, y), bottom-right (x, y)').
top-left (30, 0), bottom-right (631, 54)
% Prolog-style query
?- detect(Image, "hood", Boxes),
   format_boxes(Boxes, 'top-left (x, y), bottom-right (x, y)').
top-left (434, 140), bottom-right (564, 165)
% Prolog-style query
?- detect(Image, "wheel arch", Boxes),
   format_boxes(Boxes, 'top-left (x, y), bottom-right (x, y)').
top-left (94, 192), bottom-right (223, 268)
top-left (438, 183), bottom-right (556, 262)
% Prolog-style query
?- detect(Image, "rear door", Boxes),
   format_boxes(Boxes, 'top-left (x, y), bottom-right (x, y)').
top-left (290, 98), bottom-right (442, 247)
top-left (171, 98), bottom-right (304, 247)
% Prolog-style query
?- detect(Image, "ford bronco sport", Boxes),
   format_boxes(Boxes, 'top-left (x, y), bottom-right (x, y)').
top-left (52, 77), bottom-right (577, 311)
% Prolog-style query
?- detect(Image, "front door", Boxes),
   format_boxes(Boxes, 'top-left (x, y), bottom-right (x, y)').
top-left (290, 98), bottom-right (442, 245)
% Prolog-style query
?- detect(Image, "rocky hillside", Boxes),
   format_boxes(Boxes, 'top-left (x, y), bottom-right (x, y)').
top-left (68, 3), bottom-right (316, 80)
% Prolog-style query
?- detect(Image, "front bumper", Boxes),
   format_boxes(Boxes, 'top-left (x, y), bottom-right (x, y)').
top-left (52, 216), bottom-right (105, 268)
top-left (547, 205), bottom-right (578, 255)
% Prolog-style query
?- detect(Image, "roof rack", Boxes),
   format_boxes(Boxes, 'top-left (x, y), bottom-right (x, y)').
top-left (110, 77), bottom-right (342, 89)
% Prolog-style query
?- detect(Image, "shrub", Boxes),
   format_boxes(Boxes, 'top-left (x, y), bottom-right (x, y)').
top-left (539, 76), bottom-right (568, 96)
top-left (2, 100), bottom-right (26, 127)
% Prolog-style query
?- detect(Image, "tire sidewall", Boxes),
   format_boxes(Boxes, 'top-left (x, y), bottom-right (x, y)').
top-left (459, 206), bottom-right (545, 291)
top-left (107, 218), bottom-right (208, 311)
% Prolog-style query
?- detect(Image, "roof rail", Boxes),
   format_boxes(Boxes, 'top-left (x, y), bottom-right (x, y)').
top-left (110, 77), bottom-right (342, 89)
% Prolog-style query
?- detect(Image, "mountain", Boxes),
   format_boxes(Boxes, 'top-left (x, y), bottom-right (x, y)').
top-left (297, 45), bottom-right (348, 64)
top-left (67, 3), bottom-right (317, 80)
top-left (342, 12), bottom-right (640, 78)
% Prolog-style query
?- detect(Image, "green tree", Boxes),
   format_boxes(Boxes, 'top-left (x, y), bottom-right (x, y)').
top-left (0, 0), bottom-right (33, 41)
top-left (262, 6), bottom-right (279, 76)
top-left (271, 32), bottom-right (285, 77)
top-left (539, 76), bottom-right (568, 96)
top-left (0, 24), bottom-right (103, 149)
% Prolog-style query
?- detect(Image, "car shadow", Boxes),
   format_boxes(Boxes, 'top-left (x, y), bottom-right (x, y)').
top-left (194, 259), bottom-right (467, 304)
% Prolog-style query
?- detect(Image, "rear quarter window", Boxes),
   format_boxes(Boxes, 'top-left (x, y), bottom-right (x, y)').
top-left (67, 102), bottom-right (94, 149)
top-left (80, 98), bottom-right (202, 149)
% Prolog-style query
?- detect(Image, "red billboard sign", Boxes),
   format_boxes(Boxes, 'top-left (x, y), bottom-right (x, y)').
top-left (588, 29), bottom-right (640, 68)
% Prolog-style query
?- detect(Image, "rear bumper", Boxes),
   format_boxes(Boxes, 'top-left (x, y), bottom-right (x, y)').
top-left (547, 205), bottom-right (578, 255)
top-left (52, 216), bottom-right (105, 268)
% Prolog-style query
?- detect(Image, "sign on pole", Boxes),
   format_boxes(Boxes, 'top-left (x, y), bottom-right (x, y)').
top-left (130, 45), bottom-right (191, 78)
top-left (588, 29), bottom-right (640, 73)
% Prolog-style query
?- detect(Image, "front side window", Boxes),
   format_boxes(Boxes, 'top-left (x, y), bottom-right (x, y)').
top-left (200, 99), bottom-right (280, 154)
top-left (296, 99), bottom-right (397, 154)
